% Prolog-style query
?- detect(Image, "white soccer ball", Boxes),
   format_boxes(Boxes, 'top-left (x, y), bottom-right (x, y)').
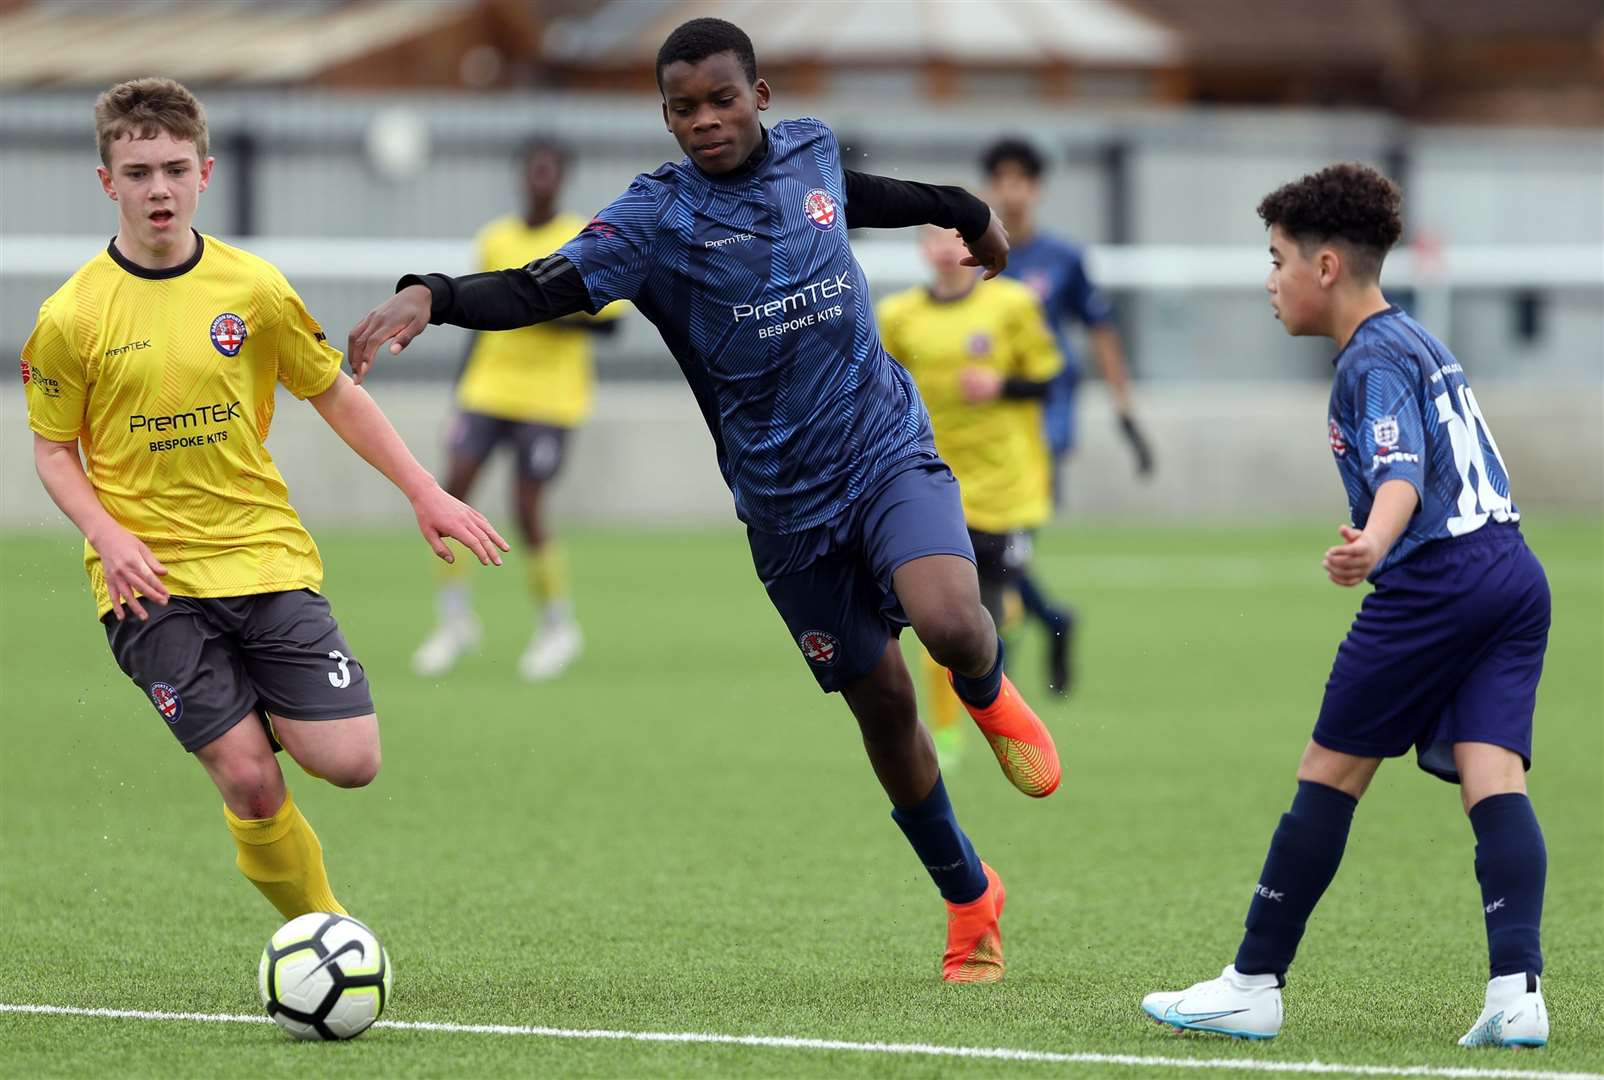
top-left (258, 912), bottom-right (391, 1040)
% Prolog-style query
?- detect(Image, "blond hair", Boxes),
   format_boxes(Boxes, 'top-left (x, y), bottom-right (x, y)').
top-left (94, 77), bottom-right (208, 166)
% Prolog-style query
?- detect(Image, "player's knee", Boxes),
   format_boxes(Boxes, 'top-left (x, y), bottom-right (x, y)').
top-left (214, 756), bottom-right (286, 818)
top-left (320, 745), bottom-right (381, 789)
top-left (917, 604), bottom-right (993, 672)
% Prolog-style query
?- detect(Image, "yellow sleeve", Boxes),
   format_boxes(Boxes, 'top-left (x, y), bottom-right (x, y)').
top-left (1009, 292), bottom-right (1063, 382)
top-left (22, 305), bottom-right (88, 443)
top-left (274, 279), bottom-right (344, 400)
top-left (876, 297), bottom-right (903, 359)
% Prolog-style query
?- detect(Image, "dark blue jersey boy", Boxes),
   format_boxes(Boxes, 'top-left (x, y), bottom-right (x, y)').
top-left (1142, 164), bottom-right (1552, 1049)
top-left (347, 18), bottom-right (1063, 984)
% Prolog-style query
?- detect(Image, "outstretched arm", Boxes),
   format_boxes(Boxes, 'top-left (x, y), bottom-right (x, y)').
top-left (347, 254), bottom-right (590, 383)
top-left (308, 372), bottom-right (510, 565)
top-left (844, 170), bottom-right (1010, 278)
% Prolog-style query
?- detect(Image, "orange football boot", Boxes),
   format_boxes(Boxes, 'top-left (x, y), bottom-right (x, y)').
top-left (944, 862), bottom-right (1006, 983)
top-left (950, 671), bottom-right (1061, 797)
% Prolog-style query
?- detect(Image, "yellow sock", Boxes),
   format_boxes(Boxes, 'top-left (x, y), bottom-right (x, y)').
top-left (921, 648), bottom-right (961, 733)
top-left (528, 543), bottom-right (570, 608)
top-left (225, 789), bottom-right (347, 919)
top-left (1001, 587), bottom-right (1025, 634)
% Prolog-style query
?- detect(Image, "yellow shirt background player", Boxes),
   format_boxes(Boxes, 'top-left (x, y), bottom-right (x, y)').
top-left (455, 210), bottom-right (622, 427)
top-left (27, 78), bottom-right (506, 926)
top-left (878, 241), bottom-right (1061, 536)
top-left (25, 236), bottom-right (343, 616)
top-left (880, 226), bottom-right (1078, 761)
top-left (414, 139), bottom-right (616, 684)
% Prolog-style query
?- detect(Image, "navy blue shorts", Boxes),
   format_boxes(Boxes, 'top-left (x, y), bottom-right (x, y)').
top-left (1313, 524), bottom-right (1549, 783)
top-left (749, 458), bottom-right (975, 692)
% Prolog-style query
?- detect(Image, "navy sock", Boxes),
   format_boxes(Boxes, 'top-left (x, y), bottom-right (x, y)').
top-left (891, 775), bottom-right (988, 904)
top-left (1469, 792), bottom-right (1546, 978)
top-left (1015, 571), bottom-right (1070, 636)
top-left (950, 637), bottom-right (1004, 708)
top-left (1234, 780), bottom-right (1357, 977)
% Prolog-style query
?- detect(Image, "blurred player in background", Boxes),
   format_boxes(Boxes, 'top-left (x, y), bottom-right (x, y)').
top-left (413, 139), bottom-right (620, 682)
top-left (1143, 164), bottom-right (1553, 1049)
top-left (24, 79), bottom-right (506, 923)
top-left (982, 138), bottom-right (1154, 679)
top-left (879, 225), bottom-right (1069, 764)
top-left (349, 18), bottom-right (1064, 983)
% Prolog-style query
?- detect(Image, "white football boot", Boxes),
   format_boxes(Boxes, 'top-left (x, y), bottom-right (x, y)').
top-left (1459, 972), bottom-right (1548, 1048)
top-left (519, 620), bottom-right (583, 681)
top-left (1142, 965), bottom-right (1284, 1040)
top-left (410, 615), bottom-right (482, 678)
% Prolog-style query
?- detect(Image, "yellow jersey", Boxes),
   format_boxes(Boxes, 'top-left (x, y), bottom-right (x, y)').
top-left (455, 212), bottom-right (623, 426)
top-left (23, 233), bottom-right (343, 617)
top-left (878, 277), bottom-right (1062, 533)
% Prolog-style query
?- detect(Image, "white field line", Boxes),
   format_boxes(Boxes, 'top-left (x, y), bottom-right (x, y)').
top-left (1, 1003), bottom-right (1600, 1080)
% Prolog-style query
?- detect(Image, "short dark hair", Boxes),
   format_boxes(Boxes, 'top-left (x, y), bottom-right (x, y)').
top-left (1257, 163), bottom-right (1403, 280)
top-left (522, 136), bottom-right (568, 168)
top-left (655, 18), bottom-right (758, 89)
top-left (980, 137), bottom-right (1046, 179)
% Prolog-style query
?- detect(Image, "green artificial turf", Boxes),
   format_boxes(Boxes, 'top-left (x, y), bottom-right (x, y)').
top-left (1, 521), bottom-right (1599, 1078)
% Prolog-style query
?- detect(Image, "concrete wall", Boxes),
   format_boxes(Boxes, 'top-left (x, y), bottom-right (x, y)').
top-left (5, 380), bottom-right (1599, 534)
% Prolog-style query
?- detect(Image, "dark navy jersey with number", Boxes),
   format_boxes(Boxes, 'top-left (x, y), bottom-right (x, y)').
top-left (556, 118), bottom-right (935, 534)
top-left (1328, 305), bottom-right (1519, 577)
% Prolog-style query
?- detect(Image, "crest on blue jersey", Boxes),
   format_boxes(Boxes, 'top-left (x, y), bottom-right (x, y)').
top-left (802, 189), bottom-right (838, 232)
top-left (1328, 417), bottom-right (1347, 457)
top-left (209, 312), bottom-right (247, 357)
top-left (150, 681), bottom-right (182, 724)
top-left (798, 630), bottom-right (839, 666)
top-left (1372, 415), bottom-right (1400, 451)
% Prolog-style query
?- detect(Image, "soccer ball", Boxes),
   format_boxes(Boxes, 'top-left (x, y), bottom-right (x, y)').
top-left (258, 912), bottom-right (391, 1040)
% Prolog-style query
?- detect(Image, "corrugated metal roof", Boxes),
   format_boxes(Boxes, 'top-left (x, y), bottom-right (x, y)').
top-left (0, 0), bottom-right (462, 87)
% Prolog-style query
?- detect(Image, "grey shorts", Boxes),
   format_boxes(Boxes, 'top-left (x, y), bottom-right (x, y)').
top-left (448, 411), bottom-right (570, 483)
top-left (103, 589), bottom-right (375, 753)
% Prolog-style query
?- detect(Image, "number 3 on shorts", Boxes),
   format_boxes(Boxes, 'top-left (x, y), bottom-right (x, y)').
top-left (328, 650), bottom-right (352, 689)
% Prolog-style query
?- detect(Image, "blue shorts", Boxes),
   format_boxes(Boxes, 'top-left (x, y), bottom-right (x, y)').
top-left (1313, 524), bottom-right (1549, 783)
top-left (749, 458), bottom-right (975, 692)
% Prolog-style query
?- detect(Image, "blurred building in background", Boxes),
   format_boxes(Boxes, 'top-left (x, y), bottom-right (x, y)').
top-left (2, 0), bottom-right (1600, 524)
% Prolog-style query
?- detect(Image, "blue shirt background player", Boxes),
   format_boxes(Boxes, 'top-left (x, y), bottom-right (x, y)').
top-left (980, 137), bottom-right (1152, 484)
top-left (344, 17), bottom-right (1065, 984)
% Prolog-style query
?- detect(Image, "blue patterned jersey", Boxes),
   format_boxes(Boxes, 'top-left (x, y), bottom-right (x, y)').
top-left (1002, 232), bottom-right (1114, 455)
top-left (556, 119), bottom-right (935, 534)
top-left (1328, 305), bottom-right (1519, 577)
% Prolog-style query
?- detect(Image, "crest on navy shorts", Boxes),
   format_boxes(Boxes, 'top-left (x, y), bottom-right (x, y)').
top-left (1372, 415), bottom-right (1400, 451)
top-left (150, 682), bottom-right (183, 724)
top-left (209, 312), bottom-right (247, 357)
top-left (1328, 417), bottom-right (1347, 457)
top-left (803, 189), bottom-right (838, 232)
top-left (798, 630), bottom-right (839, 666)
top-left (19, 359), bottom-right (31, 385)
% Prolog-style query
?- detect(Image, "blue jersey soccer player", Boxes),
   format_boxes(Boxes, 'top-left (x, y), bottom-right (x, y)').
top-left (980, 137), bottom-right (1155, 694)
top-left (348, 18), bottom-right (1064, 982)
top-left (1141, 164), bottom-right (1553, 1048)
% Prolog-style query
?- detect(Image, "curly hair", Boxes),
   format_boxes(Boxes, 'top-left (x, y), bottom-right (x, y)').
top-left (1257, 163), bottom-right (1402, 280)
top-left (656, 18), bottom-right (758, 89)
top-left (980, 137), bottom-right (1046, 180)
top-left (94, 77), bottom-right (208, 166)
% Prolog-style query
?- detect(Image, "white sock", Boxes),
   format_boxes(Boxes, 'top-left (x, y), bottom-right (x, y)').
top-left (438, 583), bottom-right (471, 623)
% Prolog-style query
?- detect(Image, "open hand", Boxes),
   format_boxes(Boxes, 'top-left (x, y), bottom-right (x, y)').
top-left (960, 209), bottom-right (1010, 279)
top-left (1323, 524), bottom-right (1382, 586)
top-left (410, 485), bottom-right (511, 566)
top-left (90, 525), bottom-right (169, 621)
top-left (347, 284), bottom-right (433, 385)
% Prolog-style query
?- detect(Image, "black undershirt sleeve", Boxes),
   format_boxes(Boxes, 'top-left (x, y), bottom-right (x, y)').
top-left (843, 171), bottom-right (992, 241)
top-left (397, 254), bottom-right (592, 331)
top-left (1001, 377), bottom-right (1053, 400)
